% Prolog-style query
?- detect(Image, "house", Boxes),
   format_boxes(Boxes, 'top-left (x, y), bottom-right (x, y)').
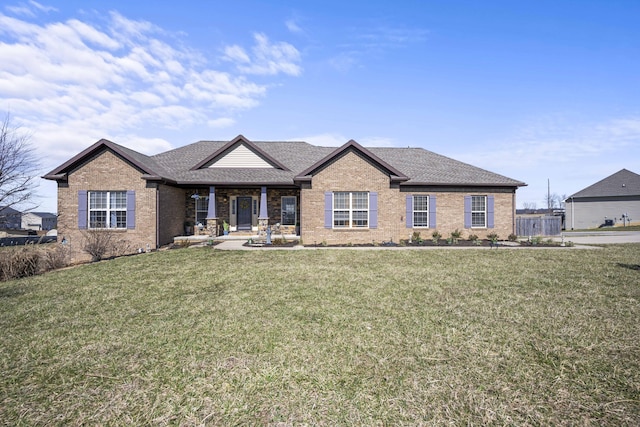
top-left (565, 169), bottom-right (640, 229)
top-left (21, 212), bottom-right (57, 231)
top-left (0, 206), bottom-right (22, 229)
top-left (43, 135), bottom-right (525, 261)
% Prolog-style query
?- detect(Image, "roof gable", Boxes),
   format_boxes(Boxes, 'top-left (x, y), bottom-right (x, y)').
top-left (191, 135), bottom-right (289, 171)
top-left (294, 139), bottom-right (409, 182)
top-left (569, 169), bottom-right (640, 198)
top-left (42, 139), bottom-right (160, 181)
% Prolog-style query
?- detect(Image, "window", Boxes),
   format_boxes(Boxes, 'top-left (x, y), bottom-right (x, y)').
top-left (333, 192), bottom-right (369, 228)
top-left (196, 197), bottom-right (209, 226)
top-left (88, 191), bottom-right (127, 228)
top-left (281, 196), bottom-right (296, 225)
top-left (471, 195), bottom-right (486, 228)
top-left (413, 195), bottom-right (429, 227)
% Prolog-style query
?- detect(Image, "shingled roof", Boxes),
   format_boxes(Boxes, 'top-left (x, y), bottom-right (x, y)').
top-left (45, 136), bottom-right (526, 188)
top-left (568, 169), bottom-right (640, 198)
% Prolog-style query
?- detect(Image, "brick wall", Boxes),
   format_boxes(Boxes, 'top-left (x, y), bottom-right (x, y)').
top-left (57, 150), bottom-right (158, 262)
top-left (300, 151), bottom-right (516, 244)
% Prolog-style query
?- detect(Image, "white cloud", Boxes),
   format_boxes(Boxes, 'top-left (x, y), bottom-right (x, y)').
top-left (285, 19), bottom-right (303, 34)
top-left (4, 1), bottom-right (56, 17)
top-left (224, 32), bottom-right (302, 76)
top-left (0, 7), bottom-right (303, 179)
top-left (446, 114), bottom-right (640, 207)
top-left (207, 117), bottom-right (235, 128)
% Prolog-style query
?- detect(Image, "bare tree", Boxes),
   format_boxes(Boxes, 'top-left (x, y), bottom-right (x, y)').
top-left (544, 193), bottom-right (567, 210)
top-left (0, 113), bottom-right (39, 213)
top-left (522, 201), bottom-right (537, 210)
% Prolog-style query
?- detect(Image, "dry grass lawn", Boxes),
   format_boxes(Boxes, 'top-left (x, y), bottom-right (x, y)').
top-left (1, 245), bottom-right (639, 425)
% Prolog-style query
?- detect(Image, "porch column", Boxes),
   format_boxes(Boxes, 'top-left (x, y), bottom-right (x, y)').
top-left (206, 186), bottom-right (219, 236)
top-left (258, 186), bottom-right (269, 236)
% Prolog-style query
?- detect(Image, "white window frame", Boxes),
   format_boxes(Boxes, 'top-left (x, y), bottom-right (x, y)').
top-left (333, 192), bottom-right (369, 228)
top-left (195, 196), bottom-right (209, 226)
top-left (281, 196), bottom-right (296, 226)
top-left (471, 195), bottom-right (487, 228)
top-left (413, 195), bottom-right (429, 228)
top-left (88, 191), bottom-right (127, 229)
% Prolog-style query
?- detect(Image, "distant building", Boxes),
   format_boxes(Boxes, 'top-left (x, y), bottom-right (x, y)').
top-left (22, 212), bottom-right (57, 231)
top-left (565, 169), bottom-right (640, 229)
top-left (0, 206), bottom-right (22, 229)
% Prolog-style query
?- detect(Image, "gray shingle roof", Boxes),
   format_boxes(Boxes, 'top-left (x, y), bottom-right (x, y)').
top-left (568, 169), bottom-right (640, 198)
top-left (45, 136), bottom-right (526, 188)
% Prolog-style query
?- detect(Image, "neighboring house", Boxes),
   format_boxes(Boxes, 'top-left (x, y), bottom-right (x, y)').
top-left (44, 135), bottom-right (526, 261)
top-left (0, 206), bottom-right (22, 229)
top-left (21, 212), bottom-right (57, 231)
top-left (565, 169), bottom-right (640, 229)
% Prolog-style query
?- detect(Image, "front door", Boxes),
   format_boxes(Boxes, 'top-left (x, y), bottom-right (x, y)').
top-left (237, 196), bottom-right (252, 230)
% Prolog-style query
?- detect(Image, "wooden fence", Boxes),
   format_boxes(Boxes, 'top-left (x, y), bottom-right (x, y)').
top-left (516, 216), bottom-right (562, 236)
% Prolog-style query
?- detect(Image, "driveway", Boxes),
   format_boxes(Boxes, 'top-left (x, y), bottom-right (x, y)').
top-left (558, 231), bottom-right (640, 245)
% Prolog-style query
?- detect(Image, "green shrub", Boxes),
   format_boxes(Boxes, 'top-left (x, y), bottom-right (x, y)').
top-left (508, 233), bottom-right (518, 242)
top-left (487, 232), bottom-right (499, 243)
top-left (431, 230), bottom-right (442, 244)
top-left (450, 229), bottom-right (462, 244)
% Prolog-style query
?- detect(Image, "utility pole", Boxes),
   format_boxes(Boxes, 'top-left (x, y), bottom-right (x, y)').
top-left (548, 178), bottom-right (551, 215)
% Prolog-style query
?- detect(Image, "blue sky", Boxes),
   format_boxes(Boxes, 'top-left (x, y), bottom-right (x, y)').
top-left (1, 0), bottom-right (639, 213)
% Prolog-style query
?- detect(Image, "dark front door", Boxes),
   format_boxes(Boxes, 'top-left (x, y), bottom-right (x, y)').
top-left (237, 197), bottom-right (252, 230)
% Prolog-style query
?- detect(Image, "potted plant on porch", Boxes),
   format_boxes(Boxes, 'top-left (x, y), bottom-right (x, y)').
top-left (184, 220), bottom-right (193, 235)
top-left (222, 220), bottom-right (230, 235)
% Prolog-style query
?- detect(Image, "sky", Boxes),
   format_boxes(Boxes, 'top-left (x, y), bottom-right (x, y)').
top-left (1, 0), bottom-right (639, 214)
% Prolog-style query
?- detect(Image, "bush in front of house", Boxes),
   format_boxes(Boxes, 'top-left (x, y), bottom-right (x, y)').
top-left (0, 244), bottom-right (70, 281)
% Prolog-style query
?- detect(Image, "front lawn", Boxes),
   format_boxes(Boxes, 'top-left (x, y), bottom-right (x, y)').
top-left (1, 246), bottom-right (639, 425)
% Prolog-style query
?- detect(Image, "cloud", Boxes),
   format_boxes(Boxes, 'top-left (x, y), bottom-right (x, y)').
top-left (0, 7), bottom-right (302, 176)
top-left (446, 114), bottom-right (640, 206)
top-left (223, 32), bottom-right (302, 76)
top-left (285, 19), bottom-right (303, 34)
top-left (328, 24), bottom-right (428, 72)
top-left (4, 1), bottom-right (56, 17)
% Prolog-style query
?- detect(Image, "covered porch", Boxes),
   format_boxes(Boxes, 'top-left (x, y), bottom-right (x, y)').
top-left (182, 185), bottom-right (300, 239)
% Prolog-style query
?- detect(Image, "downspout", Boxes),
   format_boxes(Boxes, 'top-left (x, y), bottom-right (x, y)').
top-left (156, 184), bottom-right (160, 248)
top-left (571, 196), bottom-right (574, 230)
top-left (512, 191), bottom-right (516, 235)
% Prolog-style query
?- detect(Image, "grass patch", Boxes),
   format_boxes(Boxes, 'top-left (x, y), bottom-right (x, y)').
top-left (1, 246), bottom-right (639, 425)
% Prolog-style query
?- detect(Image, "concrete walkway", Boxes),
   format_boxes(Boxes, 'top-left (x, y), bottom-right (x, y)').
top-left (556, 231), bottom-right (640, 245)
top-left (188, 231), bottom-right (640, 251)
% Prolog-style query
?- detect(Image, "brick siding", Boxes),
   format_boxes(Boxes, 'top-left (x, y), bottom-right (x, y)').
top-left (301, 151), bottom-right (516, 245)
top-left (57, 150), bottom-right (158, 263)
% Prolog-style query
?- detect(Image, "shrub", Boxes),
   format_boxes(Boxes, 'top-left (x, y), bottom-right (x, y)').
top-left (487, 232), bottom-right (499, 243)
top-left (0, 247), bottom-right (40, 281)
top-left (411, 231), bottom-right (422, 243)
top-left (41, 244), bottom-right (70, 271)
top-left (450, 229), bottom-right (462, 244)
top-left (82, 229), bottom-right (115, 261)
top-left (431, 230), bottom-right (442, 244)
top-left (508, 233), bottom-right (518, 242)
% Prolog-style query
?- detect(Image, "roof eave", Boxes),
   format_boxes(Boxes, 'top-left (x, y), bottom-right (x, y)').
top-left (402, 181), bottom-right (527, 187)
top-left (42, 173), bottom-right (67, 181)
top-left (44, 139), bottom-right (160, 178)
top-left (297, 139), bottom-right (408, 179)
